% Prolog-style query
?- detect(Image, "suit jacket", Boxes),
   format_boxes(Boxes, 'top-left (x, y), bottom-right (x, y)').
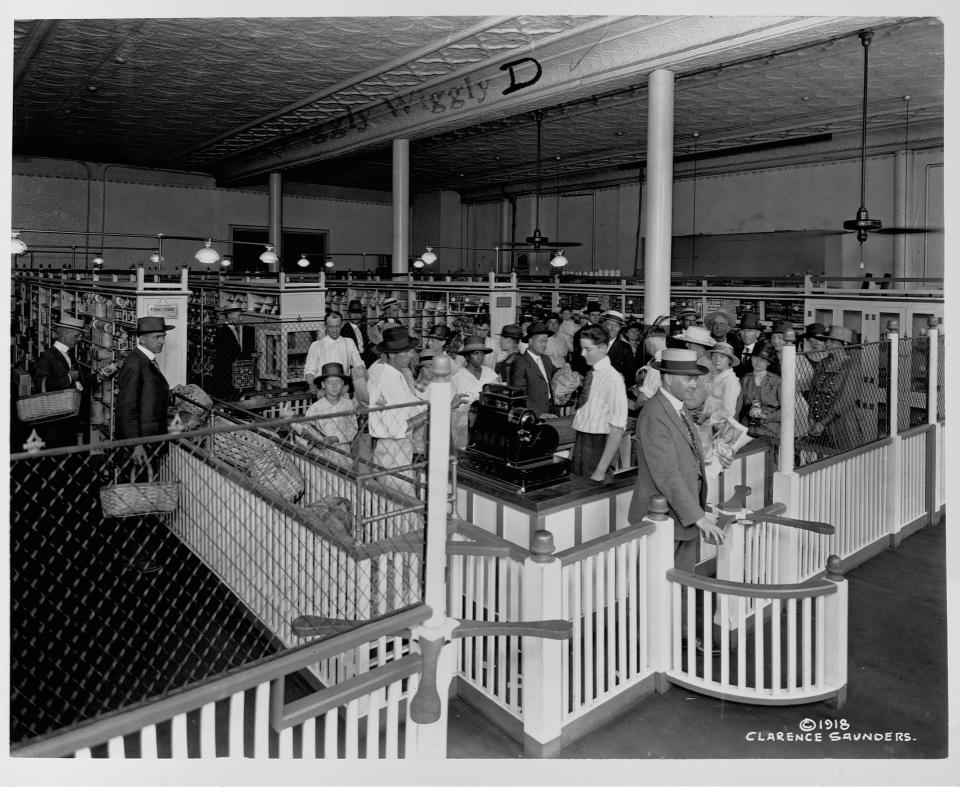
top-left (30, 345), bottom-right (91, 447)
top-left (570, 325), bottom-right (590, 375)
top-left (33, 345), bottom-right (77, 392)
top-left (608, 336), bottom-right (637, 389)
top-left (211, 323), bottom-right (243, 398)
top-left (509, 351), bottom-right (557, 417)
top-left (115, 347), bottom-right (170, 439)
top-left (627, 390), bottom-right (706, 540)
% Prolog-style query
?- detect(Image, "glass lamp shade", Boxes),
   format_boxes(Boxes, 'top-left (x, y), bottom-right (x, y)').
top-left (421, 247), bottom-right (438, 265)
top-left (297, 255), bottom-right (310, 268)
top-left (92, 255), bottom-right (105, 266)
top-left (195, 240), bottom-right (220, 265)
top-left (220, 256), bottom-right (232, 268)
top-left (149, 252), bottom-right (164, 264)
top-left (550, 250), bottom-right (569, 268)
top-left (11, 232), bottom-right (27, 255)
top-left (259, 245), bottom-right (279, 265)
top-left (324, 259), bottom-right (335, 268)
top-left (412, 258), bottom-right (425, 269)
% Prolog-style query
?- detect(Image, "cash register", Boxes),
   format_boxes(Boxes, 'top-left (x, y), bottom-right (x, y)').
top-left (458, 384), bottom-right (570, 492)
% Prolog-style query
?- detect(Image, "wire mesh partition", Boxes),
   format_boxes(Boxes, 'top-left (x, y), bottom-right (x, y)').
top-left (794, 342), bottom-right (890, 468)
top-left (897, 337), bottom-right (930, 431)
top-left (10, 398), bottom-right (434, 745)
top-left (937, 333), bottom-right (945, 422)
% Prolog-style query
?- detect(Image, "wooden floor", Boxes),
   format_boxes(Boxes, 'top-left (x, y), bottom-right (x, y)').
top-left (447, 519), bottom-right (949, 759)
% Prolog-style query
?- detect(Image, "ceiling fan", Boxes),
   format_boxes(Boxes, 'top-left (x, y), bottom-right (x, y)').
top-left (841, 30), bottom-right (936, 242)
top-left (502, 110), bottom-right (582, 252)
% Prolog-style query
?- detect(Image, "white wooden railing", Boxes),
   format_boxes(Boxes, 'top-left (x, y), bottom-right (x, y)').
top-left (11, 606), bottom-right (429, 759)
top-left (665, 563), bottom-right (847, 706)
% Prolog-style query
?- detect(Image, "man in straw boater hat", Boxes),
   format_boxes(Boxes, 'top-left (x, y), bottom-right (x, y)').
top-left (115, 316), bottom-right (176, 464)
top-left (30, 314), bottom-right (114, 448)
top-left (627, 348), bottom-right (726, 571)
top-left (365, 325), bottom-right (427, 494)
top-left (601, 309), bottom-right (636, 396)
top-left (672, 323), bottom-right (716, 416)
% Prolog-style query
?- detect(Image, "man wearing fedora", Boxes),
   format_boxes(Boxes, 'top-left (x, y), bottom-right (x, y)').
top-left (495, 324), bottom-right (525, 380)
top-left (806, 325), bottom-right (866, 451)
top-left (509, 321), bottom-right (558, 419)
top-left (210, 303), bottom-right (246, 400)
top-left (115, 317), bottom-right (175, 462)
top-left (627, 348), bottom-right (725, 570)
top-left (366, 325), bottom-right (426, 494)
top-left (31, 314), bottom-right (108, 448)
top-left (342, 299), bottom-right (370, 363)
top-left (735, 312), bottom-right (762, 379)
top-left (602, 310), bottom-right (636, 394)
top-left (366, 297), bottom-right (403, 350)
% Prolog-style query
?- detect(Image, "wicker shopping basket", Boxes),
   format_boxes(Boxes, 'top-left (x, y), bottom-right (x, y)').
top-left (175, 383), bottom-right (214, 416)
top-left (16, 379), bottom-right (82, 424)
top-left (212, 415), bottom-right (276, 468)
top-left (100, 465), bottom-right (180, 518)
top-left (248, 447), bottom-right (305, 502)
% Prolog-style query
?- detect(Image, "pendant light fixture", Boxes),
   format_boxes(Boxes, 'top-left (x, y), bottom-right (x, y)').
top-left (324, 257), bottom-right (334, 269)
top-left (259, 245), bottom-right (278, 265)
top-left (220, 256), bottom-right (231, 268)
top-left (11, 231), bottom-right (27, 256)
top-left (420, 246), bottom-right (437, 265)
top-left (549, 157), bottom-right (569, 268)
top-left (195, 239), bottom-right (221, 265)
top-left (842, 30), bottom-right (882, 246)
top-left (297, 254), bottom-right (310, 268)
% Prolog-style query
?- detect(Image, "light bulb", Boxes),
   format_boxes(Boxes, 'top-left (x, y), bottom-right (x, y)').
top-left (195, 239), bottom-right (220, 265)
top-left (550, 250), bottom-right (569, 268)
top-left (11, 232), bottom-right (27, 256)
top-left (259, 245), bottom-right (278, 265)
top-left (149, 252), bottom-right (164, 264)
top-left (421, 246), bottom-right (437, 265)
top-left (297, 254), bottom-right (310, 268)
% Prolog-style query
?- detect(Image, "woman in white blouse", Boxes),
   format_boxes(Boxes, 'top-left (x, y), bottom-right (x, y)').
top-left (450, 335), bottom-right (501, 450)
top-left (696, 341), bottom-right (742, 458)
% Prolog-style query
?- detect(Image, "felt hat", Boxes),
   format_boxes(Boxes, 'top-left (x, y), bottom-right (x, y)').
top-left (500, 324), bottom-right (524, 340)
top-left (751, 342), bottom-right (778, 363)
top-left (675, 325), bottom-right (717, 348)
top-left (381, 297), bottom-right (400, 312)
top-left (54, 314), bottom-right (84, 332)
top-left (738, 312), bottom-right (761, 330)
top-left (676, 307), bottom-right (699, 320)
top-left (222, 302), bottom-right (243, 313)
top-left (347, 299), bottom-right (364, 313)
top-left (135, 316), bottom-right (175, 334)
top-left (704, 310), bottom-right (736, 332)
top-left (602, 310), bottom-right (626, 325)
top-left (710, 341), bottom-right (740, 368)
top-left (525, 321), bottom-right (554, 339)
top-left (772, 319), bottom-right (794, 335)
top-left (651, 348), bottom-right (711, 376)
top-left (418, 348), bottom-right (436, 364)
top-left (426, 324), bottom-right (456, 341)
top-left (583, 301), bottom-right (603, 315)
top-left (817, 325), bottom-right (856, 345)
top-left (804, 322), bottom-right (828, 339)
top-left (459, 335), bottom-right (493, 355)
top-left (376, 325), bottom-right (414, 353)
top-left (319, 362), bottom-right (349, 381)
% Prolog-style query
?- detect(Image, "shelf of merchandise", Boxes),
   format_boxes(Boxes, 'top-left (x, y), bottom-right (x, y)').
top-left (214, 271), bottom-right (327, 389)
top-left (13, 266), bottom-right (190, 442)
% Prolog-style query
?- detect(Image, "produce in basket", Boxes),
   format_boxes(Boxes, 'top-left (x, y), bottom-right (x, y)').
top-left (551, 364), bottom-right (583, 406)
top-left (303, 496), bottom-right (361, 543)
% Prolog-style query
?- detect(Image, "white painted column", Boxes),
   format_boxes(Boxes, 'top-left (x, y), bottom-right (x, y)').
top-left (926, 324), bottom-right (939, 425)
top-left (773, 337), bottom-right (800, 515)
top-left (643, 69), bottom-right (675, 324)
top-left (884, 324), bottom-right (904, 543)
top-left (392, 139), bottom-right (410, 276)
top-left (892, 149), bottom-right (912, 286)
top-left (268, 172), bottom-right (283, 260)
top-left (644, 496), bottom-right (675, 691)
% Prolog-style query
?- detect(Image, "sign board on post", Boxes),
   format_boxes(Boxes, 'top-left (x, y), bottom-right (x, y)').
top-left (148, 301), bottom-right (179, 320)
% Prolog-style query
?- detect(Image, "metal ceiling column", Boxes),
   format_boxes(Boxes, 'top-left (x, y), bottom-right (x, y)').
top-left (393, 139), bottom-right (410, 276)
top-left (643, 69), bottom-right (674, 325)
top-left (269, 172), bottom-right (283, 261)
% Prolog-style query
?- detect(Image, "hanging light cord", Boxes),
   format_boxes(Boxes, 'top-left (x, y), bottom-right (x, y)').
top-left (691, 133), bottom-right (699, 274)
top-left (534, 110), bottom-right (543, 236)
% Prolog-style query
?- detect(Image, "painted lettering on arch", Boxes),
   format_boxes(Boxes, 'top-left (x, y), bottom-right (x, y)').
top-left (499, 57), bottom-right (542, 96)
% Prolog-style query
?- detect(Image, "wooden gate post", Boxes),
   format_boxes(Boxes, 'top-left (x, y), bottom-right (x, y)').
top-left (521, 529), bottom-right (564, 757)
top-left (823, 556), bottom-right (849, 709)
top-left (884, 324), bottom-right (905, 545)
top-left (644, 496), bottom-right (675, 691)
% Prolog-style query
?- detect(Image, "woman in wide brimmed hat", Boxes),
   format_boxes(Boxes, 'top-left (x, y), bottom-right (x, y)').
top-left (696, 343), bottom-right (742, 454)
top-left (673, 325), bottom-right (715, 413)
top-left (740, 342), bottom-right (785, 437)
top-left (450, 335), bottom-right (500, 451)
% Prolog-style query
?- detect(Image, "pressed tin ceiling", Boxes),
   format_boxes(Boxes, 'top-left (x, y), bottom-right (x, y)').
top-left (12, 15), bottom-right (944, 198)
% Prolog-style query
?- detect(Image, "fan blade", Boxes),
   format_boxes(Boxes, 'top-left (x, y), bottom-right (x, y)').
top-left (502, 240), bottom-right (583, 248)
top-left (874, 226), bottom-right (941, 235)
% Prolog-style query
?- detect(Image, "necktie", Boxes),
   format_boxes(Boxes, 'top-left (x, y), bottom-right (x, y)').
top-left (66, 349), bottom-right (76, 369)
top-left (680, 408), bottom-right (703, 465)
top-left (576, 369), bottom-right (594, 409)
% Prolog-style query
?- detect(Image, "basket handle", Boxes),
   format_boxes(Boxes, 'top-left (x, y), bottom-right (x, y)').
top-left (40, 377), bottom-right (47, 394)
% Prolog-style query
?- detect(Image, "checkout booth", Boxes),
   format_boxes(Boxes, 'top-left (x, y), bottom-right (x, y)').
top-left (454, 383), bottom-right (774, 554)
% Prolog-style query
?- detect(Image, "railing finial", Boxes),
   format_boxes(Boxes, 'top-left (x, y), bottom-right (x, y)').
top-left (530, 529), bottom-right (556, 563)
top-left (826, 554), bottom-right (844, 580)
top-left (647, 495), bottom-right (670, 519)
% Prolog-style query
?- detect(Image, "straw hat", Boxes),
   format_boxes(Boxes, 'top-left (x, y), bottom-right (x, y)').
top-left (710, 341), bottom-right (740, 368)
top-left (674, 325), bottom-right (717, 348)
top-left (602, 310), bottom-right (626, 325)
top-left (651, 348), bottom-right (711, 376)
top-left (54, 314), bottom-right (84, 331)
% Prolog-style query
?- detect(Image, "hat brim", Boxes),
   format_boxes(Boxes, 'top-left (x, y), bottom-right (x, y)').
top-left (459, 346), bottom-right (493, 355)
top-left (651, 359), bottom-right (711, 376)
top-left (54, 322), bottom-right (84, 331)
top-left (320, 372), bottom-right (350, 381)
top-left (376, 340), bottom-right (414, 353)
top-left (710, 349), bottom-right (740, 367)
top-left (137, 326), bottom-right (176, 333)
top-left (676, 332), bottom-right (716, 347)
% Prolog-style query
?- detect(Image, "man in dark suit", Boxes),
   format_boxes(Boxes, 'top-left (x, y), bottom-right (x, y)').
top-left (627, 348), bottom-right (725, 570)
top-left (210, 304), bottom-right (245, 400)
top-left (341, 299), bottom-right (370, 362)
top-left (602, 310), bottom-right (636, 394)
top-left (734, 312), bottom-right (762, 379)
top-left (115, 317), bottom-right (174, 463)
top-left (509, 321), bottom-right (558, 419)
top-left (30, 314), bottom-right (103, 448)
